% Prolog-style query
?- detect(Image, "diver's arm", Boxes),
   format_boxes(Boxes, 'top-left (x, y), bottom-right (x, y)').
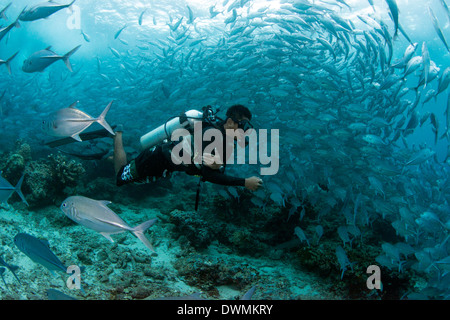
top-left (200, 166), bottom-right (245, 187)
top-left (200, 166), bottom-right (263, 190)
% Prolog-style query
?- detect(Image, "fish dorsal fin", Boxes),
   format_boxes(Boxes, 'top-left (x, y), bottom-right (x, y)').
top-left (43, 46), bottom-right (60, 56)
top-left (68, 101), bottom-right (79, 109)
top-left (40, 239), bottom-right (50, 248)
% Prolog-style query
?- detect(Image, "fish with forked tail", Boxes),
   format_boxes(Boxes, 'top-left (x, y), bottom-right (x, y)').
top-left (22, 45), bottom-right (81, 73)
top-left (42, 100), bottom-right (115, 142)
top-left (60, 196), bottom-right (157, 252)
top-left (0, 172), bottom-right (28, 206)
top-left (19, 0), bottom-right (76, 21)
top-left (0, 13), bottom-right (21, 42)
top-left (14, 233), bottom-right (69, 274)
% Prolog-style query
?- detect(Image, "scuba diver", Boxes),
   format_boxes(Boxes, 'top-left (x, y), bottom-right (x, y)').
top-left (112, 104), bottom-right (263, 207)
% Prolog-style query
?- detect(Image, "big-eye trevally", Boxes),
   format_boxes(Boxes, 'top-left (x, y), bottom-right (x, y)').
top-left (404, 148), bottom-right (436, 166)
top-left (0, 51), bottom-right (19, 75)
top-left (14, 233), bottom-right (68, 274)
top-left (42, 100), bottom-right (115, 141)
top-left (114, 24), bottom-right (127, 39)
top-left (80, 29), bottom-right (90, 42)
top-left (15, 233), bottom-right (86, 294)
top-left (22, 45), bottom-right (81, 73)
top-left (385, 0), bottom-right (399, 39)
top-left (422, 42), bottom-right (431, 90)
top-left (60, 196), bottom-right (157, 252)
top-left (428, 7), bottom-right (450, 53)
top-left (0, 14), bottom-right (20, 42)
top-left (19, 0), bottom-right (76, 22)
top-left (437, 67), bottom-right (450, 97)
top-left (138, 9), bottom-right (146, 26)
top-left (0, 172), bottom-right (28, 206)
top-left (186, 5), bottom-right (195, 24)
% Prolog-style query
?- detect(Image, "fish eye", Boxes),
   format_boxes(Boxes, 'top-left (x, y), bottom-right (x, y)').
top-left (62, 203), bottom-right (66, 207)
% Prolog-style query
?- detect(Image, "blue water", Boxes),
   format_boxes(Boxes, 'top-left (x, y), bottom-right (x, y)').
top-left (0, 0), bottom-right (449, 300)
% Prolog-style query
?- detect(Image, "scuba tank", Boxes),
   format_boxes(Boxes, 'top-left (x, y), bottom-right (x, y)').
top-left (140, 109), bottom-right (203, 150)
top-left (139, 106), bottom-right (221, 150)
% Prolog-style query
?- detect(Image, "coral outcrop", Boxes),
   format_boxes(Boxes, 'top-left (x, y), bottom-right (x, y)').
top-left (1, 141), bottom-right (86, 207)
top-left (23, 153), bottom-right (85, 207)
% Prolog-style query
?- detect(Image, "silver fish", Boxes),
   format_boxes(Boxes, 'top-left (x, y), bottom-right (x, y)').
top-left (19, 0), bottom-right (76, 21)
top-left (428, 7), bottom-right (450, 53)
top-left (294, 226), bottom-right (309, 246)
top-left (405, 148), bottom-right (435, 166)
top-left (430, 113), bottom-right (439, 144)
top-left (169, 17), bottom-right (183, 32)
top-left (422, 42), bottom-right (431, 90)
top-left (362, 134), bottom-right (388, 146)
top-left (0, 14), bottom-right (20, 42)
top-left (187, 5), bottom-right (195, 24)
top-left (437, 67), bottom-right (450, 97)
top-left (367, 0), bottom-right (376, 12)
top-left (114, 24), bottom-right (127, 39)
top-left (14, 233), bottom-right (67, 273)
top-left (138, 9), bottom-right (146, 26)
top-left (404, 56), bottom-right (422, 77)
top-left (80, 29), bottom-right (90, 42)
top-left (439, 0), bottom-right (450, 26)
top-left (0, 172), bottom-right (28, 206)
top-left (385, 0), bottom-right (399, 38)
top-left (336, 246), bottom-right (353, 279)
top-left (60, 196), bottom-right (157, 252)
top-left (42, 100), bottom-right (115, 141)
top-left (22, 45), bottom-right (81, 73)
top-left (209, 5), bottom-right (221, 18)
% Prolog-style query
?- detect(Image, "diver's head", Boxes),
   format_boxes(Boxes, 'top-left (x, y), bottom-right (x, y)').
top-left (223, 104), bottom-right (253, 131)
top-left (223, 104), bottom-right (254, 147)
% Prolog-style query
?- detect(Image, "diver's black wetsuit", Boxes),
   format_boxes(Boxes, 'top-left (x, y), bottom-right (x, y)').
top-left (116, 124), bottom-right (245, 187)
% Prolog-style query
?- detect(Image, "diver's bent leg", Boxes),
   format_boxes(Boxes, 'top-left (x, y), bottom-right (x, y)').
top-left (113, 131), bottom-right (127, 175)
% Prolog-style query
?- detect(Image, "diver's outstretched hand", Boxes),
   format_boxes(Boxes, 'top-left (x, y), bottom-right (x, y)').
top-left (245, 176), bottom-right (263, 191)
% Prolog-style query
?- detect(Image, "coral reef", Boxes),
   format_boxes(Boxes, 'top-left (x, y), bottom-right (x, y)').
top-left (169, 209), bottom-right (215, 249)
top-left (0, 141), bottom-right (31, 178)
top-left (173, 253), bottom-right (260, 297)
top-left (23, 153), bottom-right (86, 207)
top-left (46, 153), bottom-right (85, 185)
top-left (1, 142), bottom-right (85, 207)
